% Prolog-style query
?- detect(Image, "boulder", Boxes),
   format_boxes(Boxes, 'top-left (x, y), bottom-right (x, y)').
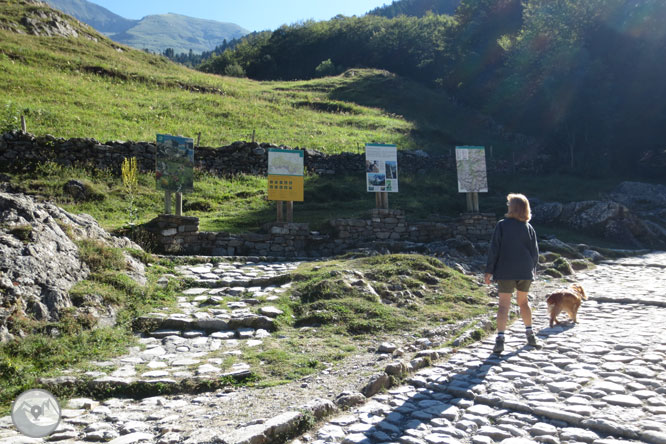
top-left (0, 192), bottom-right (146, 338)
top-left (532, 202), bottom-right (563, 224)
top-left (533, 200), bottom-right (665, 249)
top-left (608, 181), bottom-right (666, 211)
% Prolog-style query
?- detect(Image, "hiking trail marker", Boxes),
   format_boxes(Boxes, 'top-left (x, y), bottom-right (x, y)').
top-left (268, 148), bottom-right (304, 222)
top-left (365, 143), bottom-right (398, 209)
top-left (455, 146), bottom-right (488, 212)
top-left (156, 134), bottom-right (195, 216)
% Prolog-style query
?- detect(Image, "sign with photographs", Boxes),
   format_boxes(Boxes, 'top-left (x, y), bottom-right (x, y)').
top-left (155, 134), bottom-right (195, 192)
top-left (365, 143), bottom-right (398, 193)
top-left (267, 148), bottom-right (304, 201)
top-left (455, 146), bottom-right (488, 193)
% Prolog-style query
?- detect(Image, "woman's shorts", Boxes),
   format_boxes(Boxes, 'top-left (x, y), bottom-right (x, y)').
top-left (497, 279), bottom-right (532, 293)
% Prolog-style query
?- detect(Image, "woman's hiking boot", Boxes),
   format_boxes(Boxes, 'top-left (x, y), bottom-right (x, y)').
top-left (492, 336), bottom-right (505, 354)
top-left (526, 331), bottom-right (542, 349)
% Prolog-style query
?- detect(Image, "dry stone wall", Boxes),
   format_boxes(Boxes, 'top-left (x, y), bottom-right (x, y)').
top-left (142, 210), bottom-right (496, 258)
top-left (1, 131), bottom-right (496, 256)
top-left (0, 131), bottom-right (448, 176)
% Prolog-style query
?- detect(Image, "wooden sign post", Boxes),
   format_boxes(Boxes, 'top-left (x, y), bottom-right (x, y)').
top-left (164, 190), bottom-right (172, 214)
top-left (366, 143), bottom-right (398, 209)
top-left (375, 191), bottom-right (389, 209)
top-left (465, 191), bottom-right (479, 212)
top-left (276, 201), bottom-right (284, 222)
top-left (156, 134), bottom-right (195, 215)
top-left (267, 149), bottom-right (304, 222)
top-left (175, 192), bottom-right (183, 216)
top-left (456, 146), bottom-right (488, 213)
top-left (286, 201), bottom-right (294, 222)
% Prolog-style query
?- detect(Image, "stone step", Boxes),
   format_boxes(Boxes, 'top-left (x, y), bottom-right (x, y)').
top-left (134, 312), bottom-right (276, 333)
top-left (38, 368), bottom-right (254, 399)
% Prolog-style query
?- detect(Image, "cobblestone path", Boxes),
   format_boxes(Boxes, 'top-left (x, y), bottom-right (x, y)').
top-left (1, 253), bottom-right (665, 444)
top-left (303, 252), bottom-right (666, 444)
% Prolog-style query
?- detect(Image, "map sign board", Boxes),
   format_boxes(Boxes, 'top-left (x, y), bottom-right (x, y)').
top-left (365, 143), bottom-right (398, 193)
top-left (268, 148), bottom-right (304, 201)
top-left (156, 134), bottom-right (194, 192)
top-left (456, 146), bottom-right (488, 193)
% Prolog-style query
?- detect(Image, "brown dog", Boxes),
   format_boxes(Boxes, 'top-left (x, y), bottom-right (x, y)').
top-left (546, 284), bottom-right (587, 327)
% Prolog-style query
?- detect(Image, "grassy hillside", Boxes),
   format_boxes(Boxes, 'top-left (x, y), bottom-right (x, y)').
top-left (0, 0), bottom-right (637, 245)
top-left (0, 1), bottom-right (506, 154)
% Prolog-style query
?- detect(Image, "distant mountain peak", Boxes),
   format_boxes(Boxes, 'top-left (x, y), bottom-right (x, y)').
top-left (44, 0), bottom-right (248, 53)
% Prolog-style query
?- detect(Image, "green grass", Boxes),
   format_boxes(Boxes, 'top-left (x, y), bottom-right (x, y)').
top-left (4, 158), bottom-right (636, 242)
top-left (0, 0), bottom-right (509, 154)
top-left (0, 246), bottom-right (182, 415)
top-left (290, 254), bottom-right (492, 334)
top-left (243, 335), bottom-right (356, 381)
top-left (0, 2), bottom-right (644, 243)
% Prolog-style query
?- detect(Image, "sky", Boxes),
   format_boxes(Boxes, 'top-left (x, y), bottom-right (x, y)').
top-left (88, 0), bottom-right (393, 32)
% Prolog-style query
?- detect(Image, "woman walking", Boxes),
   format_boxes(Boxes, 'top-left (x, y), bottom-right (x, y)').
top-left (484, 193), bottom-right (540, 354)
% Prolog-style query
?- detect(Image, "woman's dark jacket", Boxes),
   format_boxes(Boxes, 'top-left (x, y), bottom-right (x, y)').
top-left (485, 218), bottom-right (539, 280)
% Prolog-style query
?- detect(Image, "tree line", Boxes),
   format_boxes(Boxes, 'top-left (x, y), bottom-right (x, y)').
top-left (197, 0), bottom-right (666, 175)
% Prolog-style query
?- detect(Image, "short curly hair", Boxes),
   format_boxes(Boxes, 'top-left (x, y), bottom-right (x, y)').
top-left (505, 193), bottom-right (531, 222)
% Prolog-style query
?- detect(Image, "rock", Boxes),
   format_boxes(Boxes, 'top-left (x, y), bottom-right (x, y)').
top-left (535, 200), bottom-right (665, 248)
top-left (108, 432), bottom-right (155, 444)
top-left (445, 237), bottom-right (478, 256)
top-left (602, 394), bottom-right (643, 407)
top-left (259, 306), bottom-right (284, 318)
top-left (553, 257), bottom-right (574, 275)
top-left (385, 361), bottom-right (410, 378)
top-left (378, 342), bottom-right (398, 353)
top-left (301, 398), bottom-right (337, 419)
top-left (532, 202), bottom-right (563, 223)
top-left (539, 238), bottom-right (583, 259)
top-left (228, 313), bottom-right (275, 331)
top-left (63, 179), bottom-right (99, 201)
top-left (0, 192), bottom-right (147, 330)
top-left (361, 373), bottom-right (391, 397)
top-left (335, 392), bottom-right (366, 408)
top-left (608, 181), bottom-right (666, 210)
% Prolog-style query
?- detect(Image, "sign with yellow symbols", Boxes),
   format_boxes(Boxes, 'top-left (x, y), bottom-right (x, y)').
top-left (267, 148), bottom-right (304, 201)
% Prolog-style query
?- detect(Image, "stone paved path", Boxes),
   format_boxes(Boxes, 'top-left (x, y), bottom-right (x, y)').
top-left (38, 260), bottom-right (301, 390)
top-left (1, 252), bottom-right (665, 444)
top-left (302, 252), bottom-right (666, 444)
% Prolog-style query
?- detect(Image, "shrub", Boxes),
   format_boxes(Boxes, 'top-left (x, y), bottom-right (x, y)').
top-left (224, 63), bottom-right (246, 77)
top-left (0, 102), bottom-right (22, 133)
top-left (314, 59), bottom-right (340, 78)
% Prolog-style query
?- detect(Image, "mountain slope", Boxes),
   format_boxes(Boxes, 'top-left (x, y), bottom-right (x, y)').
top-left (43, 0), bottom-right (136, 34)
top-left (113, 13), bottom-right (248, 54)
top-left (43, 0), bottom-right (248, 53)
top-left (0, 0), bottom-right (507, 155)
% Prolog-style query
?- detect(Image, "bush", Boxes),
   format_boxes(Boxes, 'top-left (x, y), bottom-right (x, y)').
top-left (224, 63), bottom-right (246, 78)
top-left (314, 59), bottom-right (340, 78)
top-left (0, 102), bottom-right (22, 133)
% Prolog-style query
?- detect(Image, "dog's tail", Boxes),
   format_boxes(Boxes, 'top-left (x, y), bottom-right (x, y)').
top-left (571, 284), bottom-right (587, 300)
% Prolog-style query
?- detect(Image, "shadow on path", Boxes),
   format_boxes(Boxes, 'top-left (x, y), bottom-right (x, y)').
top-left (347, 326), bottom-right (577, 444)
